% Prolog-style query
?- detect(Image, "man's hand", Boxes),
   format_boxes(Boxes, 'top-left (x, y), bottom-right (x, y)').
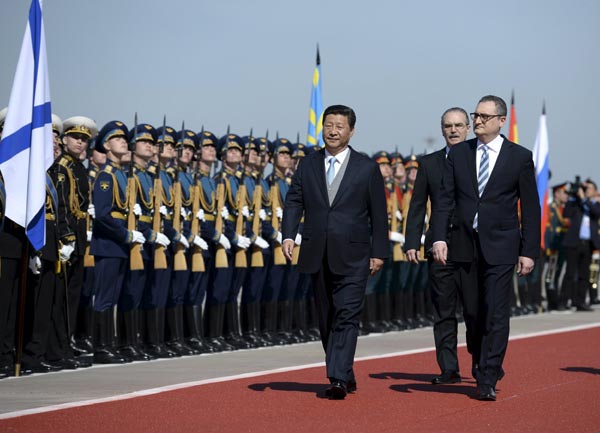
top-left (516, 256), bottom-right (535, 276)
top-left (432, 241), bottom-right (447, 265)
top-left (406, 249), bottom-right (420, 264)
top-left (370, 258), bottom-right (384, 276)
top-left (283, 239), bottom-right (295, 261)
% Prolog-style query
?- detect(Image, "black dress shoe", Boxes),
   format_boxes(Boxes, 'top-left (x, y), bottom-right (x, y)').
top-left (347, 380), bottom-right (357, 393)
top-left (432, 371), bottom-right (461, 385)
top-left (49, 358), bottom-right (80, 370)
top-left (326, 380), bottom-right (347, 400)
top-left (575, 304), bottom-right (593, 312)
top-left (476, 384), bottom-right (496, 401)
top-left (25, 360), bottom-right (63, 373)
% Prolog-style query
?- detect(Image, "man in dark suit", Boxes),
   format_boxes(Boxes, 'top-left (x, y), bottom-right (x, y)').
top-left (282, 105), bottom-right (389, 400)
top-left (405, 107), bottom-right (470, 385)
top-left (432, 95), bottom-right (540, 401)
top-left (562, 179), bottom-right (600, 310)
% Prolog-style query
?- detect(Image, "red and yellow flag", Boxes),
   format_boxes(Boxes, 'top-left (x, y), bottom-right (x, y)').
top-left (509, 90), bottom-right (519, 144)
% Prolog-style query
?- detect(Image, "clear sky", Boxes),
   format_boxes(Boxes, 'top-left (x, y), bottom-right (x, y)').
top-left (1, 0), bottom-right (598, 184)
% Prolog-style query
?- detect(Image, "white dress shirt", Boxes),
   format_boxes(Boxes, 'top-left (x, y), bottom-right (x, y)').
top-left (476, 134), bottom-right (503, 184)
top-left (324, 146), bottom-right (350, 180)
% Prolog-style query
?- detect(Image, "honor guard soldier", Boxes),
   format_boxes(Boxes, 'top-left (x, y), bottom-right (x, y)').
top-left (545, 183), bottom-right (569, 310)
top-left (90, 121), bottom-right (144, 364)
top-left (205, 133), bottom-right (250, 351)
top-left (166, 129), bottom-right (200, 356)
top-left (142, 125), bottom-right (180, 359)
top-left (183, 130), bottom-right (221, 353)
top-left (115, 124), bottom-right (166, 361)
top-left (51, 114), bottom-right (63, 160)
top-left (0, 111), bottom-right (33, 378)
top-left (239, 134), bottom-right (271, 347)
top-left (50, 116), bottom-right (98, 360)
top-left (263, 138), bottom-right (295, 344)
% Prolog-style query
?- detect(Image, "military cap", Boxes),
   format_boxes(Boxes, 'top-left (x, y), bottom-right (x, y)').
top-left (390, 152), bottom-right (404, 166)
top-left (552, 182), bottom-right (568, 194)
top-left (63, 116), bottom-right (98, 139)
top-left (242, 135), bottom-right (259, 152)
top-left (51, 114), bottom-right (63, 135)
top-left (293, 142), bottom-right (306, 158)
top-left (176, 129), bottom-right (198, 149)
top-left (404, 153), bottom-right (419, 169)
top-left (372, 151), bottom-right (391, 165)
top-left (217, 133), bottom-right (244, 156)
top-left (197, 130), bottom-right (217, 148)
top-left (129, 123), bottom-right (157, 144)
top-left (269, 138), bottom-right (294, 155)
top-left (156, 126), bottom-right (177, 146)
top-left (256, 136), bottom-right (271, 153)
top-left (95, 120), bottom-right (129, 154)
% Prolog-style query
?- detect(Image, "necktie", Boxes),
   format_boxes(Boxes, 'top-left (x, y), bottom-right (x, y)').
top-left (327, 157), bottom-right (337, 186)
top-left (473, 145), bottom-right (489, 230)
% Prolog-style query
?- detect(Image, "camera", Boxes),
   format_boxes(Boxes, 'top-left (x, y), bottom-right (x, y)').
top-left (568, 175), bottom-right (582, 197)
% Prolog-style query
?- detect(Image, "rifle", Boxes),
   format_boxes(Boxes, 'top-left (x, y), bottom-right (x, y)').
top-left (172, 122), bottom-right (188, 271)
top-left (153, 115), bottom-right (168, 269)
top-left (234, 180), bottom-right (248, 268)
top-left (214, 175), bottom-right (228, 268)
top-left (291, 132), bottom-right (301, 265)
top-left (271, 177), bottom-right (286, 265)
top-left (389, 183), bottom-right (402, 262)
top-left (83, 182), bottom-right (94, 267)
top-left (248, 133), bottom-right (264, 267)
top-left (190, 126), bottom-right (205, 272)
top-left (128, 113), bottom-right (144, 271)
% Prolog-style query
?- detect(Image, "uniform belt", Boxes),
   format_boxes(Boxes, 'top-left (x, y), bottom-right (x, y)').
top-left (204, 214), bottom-right (215, 221)
top-left (163, 214), bottom-right (173, 221)
top-left (46, 214), bottom-right (55, 221)
top-left (74, 211), bottom-right (87, 219)
top-left (110, 211), bottom-right (126, 220)
top-left (139, 215), bottom-right (152, 223)
top-left (226, 215), bottom-right (235, 222)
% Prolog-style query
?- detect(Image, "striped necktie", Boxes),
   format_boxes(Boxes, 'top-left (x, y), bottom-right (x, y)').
top-left (473, 145), bottom-right (489, 230)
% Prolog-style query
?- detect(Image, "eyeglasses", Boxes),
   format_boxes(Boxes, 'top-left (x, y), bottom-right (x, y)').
top-left (443, 123), bottom-right (468, 130)
top-left (470, 112), bottom-right (503, 123)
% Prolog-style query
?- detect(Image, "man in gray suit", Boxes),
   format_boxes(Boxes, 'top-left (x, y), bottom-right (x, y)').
top-left (282, 105), bottom-right (389, 400)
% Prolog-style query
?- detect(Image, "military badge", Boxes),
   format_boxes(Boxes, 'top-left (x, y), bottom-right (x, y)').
top-left (100, 181), bottom-right (110, 191)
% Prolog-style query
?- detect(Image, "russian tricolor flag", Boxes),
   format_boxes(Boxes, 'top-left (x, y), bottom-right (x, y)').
top-left (532, 104), bottom-right (550, 250)
top-left (0, 0), bottom-right (53, 251)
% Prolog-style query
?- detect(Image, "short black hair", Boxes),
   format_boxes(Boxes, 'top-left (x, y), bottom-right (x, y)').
top-left (478, 95), bottom-right (507, 117)
top-left (323, 105), bottom-right (356, 129)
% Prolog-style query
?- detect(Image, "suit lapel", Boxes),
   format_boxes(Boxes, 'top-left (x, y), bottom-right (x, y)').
top-left (312, 149), bottom-right (329, 205)
top-left (482, 138), bottom-right (511, 197)
top-left (434, 148), bottom-right (446, 174)
top-left (467, 140), bottom-right (478, 195)
top-left (330, 148), bottom-right (357, 208)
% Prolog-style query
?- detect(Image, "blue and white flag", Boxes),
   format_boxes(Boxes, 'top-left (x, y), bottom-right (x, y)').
top-left (0, 0), bottom-right (53, 251)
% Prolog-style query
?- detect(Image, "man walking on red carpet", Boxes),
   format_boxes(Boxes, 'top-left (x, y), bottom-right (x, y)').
top-left (282, 105), bottom-right (389, 400)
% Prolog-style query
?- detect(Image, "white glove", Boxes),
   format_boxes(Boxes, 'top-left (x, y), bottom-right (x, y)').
top-left (87, 204), bottom-right (95, 219)
top-left (389, 232), bottom-right (405, 244)
top-left (276, 207), bottom-right (283, 219)
top-left (424, 214), bottom-right (429, 224)
top-left (420, 234), bottom-right (426, 245)
top-left (396, 210), bottom-right (402, 221)
top-left (29, 256), bottom-right (42, 275)
top-left (593, 251), bottom-right (600, 260)
top-left (237, 235), bottom-right (251, 250)
top-left (259, 209), bottom-right (267, 221)
top-left (59, 242), bottom-right (75, 262)
top-left (178, 236), bottom-right (190, 249)
top-left (294, 233), bottom-right (302, 245)
top-left (218, 233), bottom-right (231, 250)
top-left (160, 205), bottom-right (168, 216)
top-left (86, 231), bottom-right (92, 242)
top-left (275, 231), bottom-right (283, 245)
top-left (133, 203), bottom-right (142, 216)
top-left (131, 230), bottom-right (146, 244)
top-left (196, 209), bottom-right (205, 221)
top-left (254, 236), bottom-right (269, 249)
top-left (221, 206), bottom-right (230, 219)
top-left (193, 235), bottom-right (209, 251)
top-left (155, 232), bottom-right (170, 247)
top-left (180, 207), bottom-right (188, 218)
top-left (241, 206), bottom-right (250, 218)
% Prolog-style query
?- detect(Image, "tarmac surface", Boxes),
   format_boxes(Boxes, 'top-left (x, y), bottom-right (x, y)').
top-left (1, 307), bottom-right (599, 417)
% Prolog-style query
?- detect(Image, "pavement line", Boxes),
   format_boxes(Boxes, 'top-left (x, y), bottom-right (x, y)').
top-left (1, 321), bottom-right (598, 420)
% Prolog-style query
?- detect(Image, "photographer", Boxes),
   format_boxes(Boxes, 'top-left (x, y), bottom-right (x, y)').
top-left (562, 179), bottom-right (600, 310)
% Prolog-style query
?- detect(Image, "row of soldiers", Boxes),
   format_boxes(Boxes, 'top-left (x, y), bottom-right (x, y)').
top-left (1, 112), bottom-right (595, 377)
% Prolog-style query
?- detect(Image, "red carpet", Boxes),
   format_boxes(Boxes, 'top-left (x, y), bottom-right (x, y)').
top-left (2, 327), bottom-right (599, 433)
